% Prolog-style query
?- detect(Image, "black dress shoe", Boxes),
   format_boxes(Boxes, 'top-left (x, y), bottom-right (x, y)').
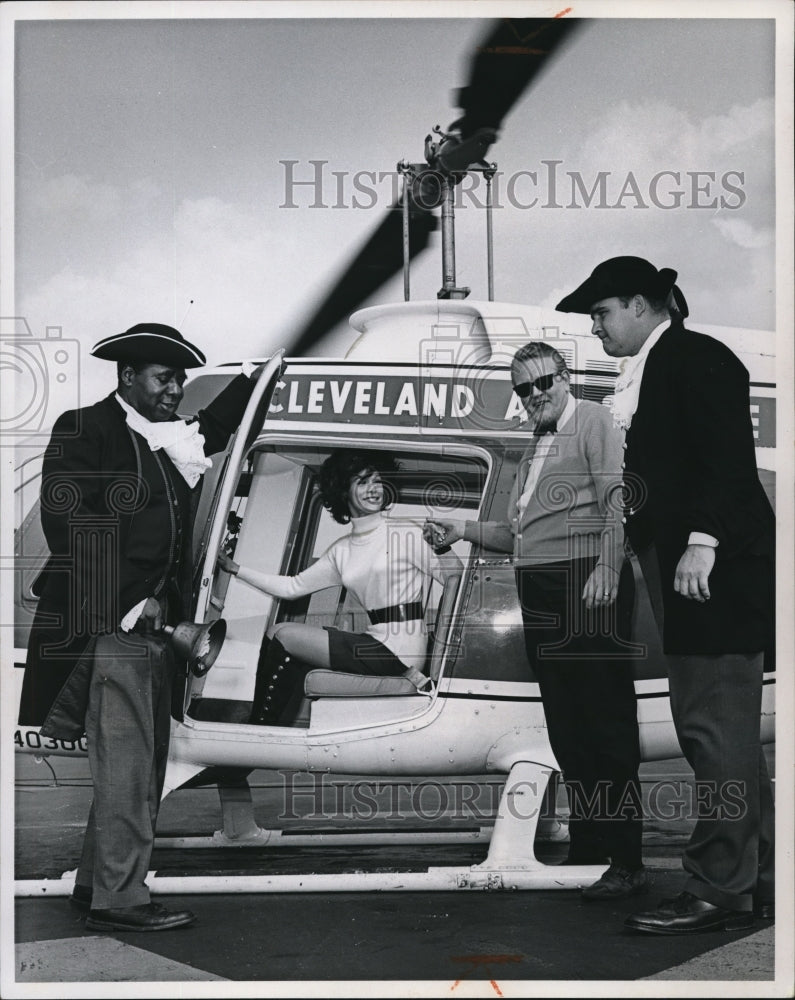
top-left (86, 902), bottom-right (196, 932)
top-left (582, 864), bottom-right (648, 900)
top-left (625, 891), bottom-right (754, 935)
top-left (69, 884), bottom-right (92, 912)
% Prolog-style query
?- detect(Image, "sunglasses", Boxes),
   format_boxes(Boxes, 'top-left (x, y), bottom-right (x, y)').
top-left (512, 372), bottom-right (564, 397)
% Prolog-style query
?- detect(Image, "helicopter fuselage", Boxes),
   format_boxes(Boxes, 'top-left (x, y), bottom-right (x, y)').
top-left (13, 301), bottom-right (777, 795)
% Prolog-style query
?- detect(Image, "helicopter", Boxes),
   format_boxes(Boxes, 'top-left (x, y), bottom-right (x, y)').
top-left (12, 16), bottom-right (777, 896)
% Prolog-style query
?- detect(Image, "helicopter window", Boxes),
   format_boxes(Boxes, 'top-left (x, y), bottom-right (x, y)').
top-left (190, 444), bottom-right (487, 718)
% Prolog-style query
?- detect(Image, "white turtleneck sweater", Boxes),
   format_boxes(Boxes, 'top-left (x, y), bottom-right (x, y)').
top-left (235, 512), bottom-right (453, 669)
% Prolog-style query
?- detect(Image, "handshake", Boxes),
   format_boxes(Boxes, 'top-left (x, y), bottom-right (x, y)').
top-left (422, 518), bottom-right (465, 554)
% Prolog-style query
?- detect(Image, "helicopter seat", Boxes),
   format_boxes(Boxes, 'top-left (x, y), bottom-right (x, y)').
top-left (303, 668), bottom-right (428, 699)
top-left (303, 572), bottom-right (461, 699)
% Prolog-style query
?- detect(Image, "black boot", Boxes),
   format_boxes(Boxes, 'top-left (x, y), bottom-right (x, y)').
top-left (251, 636), bottom-right (312, 726)
top-left (250, 634), bottom-right (273, 722)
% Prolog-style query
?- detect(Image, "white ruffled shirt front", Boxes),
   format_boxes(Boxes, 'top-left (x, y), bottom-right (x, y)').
top-left (115, 393), bottom-right (212, 489)
top-left (604, 320), bottom-right (668, 432)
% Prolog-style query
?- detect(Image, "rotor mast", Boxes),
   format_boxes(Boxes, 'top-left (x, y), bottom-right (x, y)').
top-left (438, 176), bottom-right (468, 300)
top-left (399, 125), bottom-right (497, 304)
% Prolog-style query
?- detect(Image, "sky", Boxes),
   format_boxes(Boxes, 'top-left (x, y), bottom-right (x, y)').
top-left (3, 1), bottom-right (786, 411)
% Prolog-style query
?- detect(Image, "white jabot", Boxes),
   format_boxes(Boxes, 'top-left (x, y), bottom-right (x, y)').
top-left (517, 395), bottom-right (577, 515)
top-left (115, 393), bottom-right (212, 489)
top-left (605, 319), bottom-right (669, 431)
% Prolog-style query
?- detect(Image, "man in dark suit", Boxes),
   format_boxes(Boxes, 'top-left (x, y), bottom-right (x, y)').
top-left (557, 257), bottom-right (775, 934)
top-left (19, 323), bottom-right (263, 932)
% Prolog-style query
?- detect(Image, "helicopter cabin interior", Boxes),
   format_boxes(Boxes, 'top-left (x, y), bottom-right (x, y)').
top-left (186, 441), bottom-right (489, 727)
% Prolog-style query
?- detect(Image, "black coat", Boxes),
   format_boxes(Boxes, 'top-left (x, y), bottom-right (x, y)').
top-left (18, 374), bottom-right (255, 731)
top-left (624, 323), bottom-right (774, 655)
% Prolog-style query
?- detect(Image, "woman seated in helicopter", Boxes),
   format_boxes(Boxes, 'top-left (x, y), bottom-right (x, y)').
top-left (217, 449), bottom-right (462, 725)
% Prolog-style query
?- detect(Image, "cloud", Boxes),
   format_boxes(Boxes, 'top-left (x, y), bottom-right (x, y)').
top-left (700, 99), bottom-right (775, 154)
top-left (577, 98), bottom-right (774, 176)
top-left (462, 96), bottom-right (777, 332)
top-left (17, 180), bottom-right (369, 374)
top-left (712, 218), bottom-right (773, 250)
top-left (28, 173), bottom-right (123, 225)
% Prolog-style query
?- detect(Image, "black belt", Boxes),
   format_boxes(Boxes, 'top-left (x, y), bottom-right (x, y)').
top-left (367, 601), bottom-right (424, 625)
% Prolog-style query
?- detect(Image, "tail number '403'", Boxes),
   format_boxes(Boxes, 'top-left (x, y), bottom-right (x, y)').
top-left (14, 728), bottom-right (87, 754)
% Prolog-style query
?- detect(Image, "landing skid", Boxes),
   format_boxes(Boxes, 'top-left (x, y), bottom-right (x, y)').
top-left (15, 762), bottom-right (607, 895)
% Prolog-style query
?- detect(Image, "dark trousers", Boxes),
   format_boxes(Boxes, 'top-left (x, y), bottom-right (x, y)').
top-left (516, 558), bottom-right (643, 868)
top-left (638, 545), bottom-right (775, 911)
top-left (75, 631), bottom-right (175, 909)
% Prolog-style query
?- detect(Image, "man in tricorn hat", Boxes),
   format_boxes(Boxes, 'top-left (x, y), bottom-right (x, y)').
top-left (557, 257), bottom-right (775, 934)
top-left (19, 323), bottom-right (265, 932)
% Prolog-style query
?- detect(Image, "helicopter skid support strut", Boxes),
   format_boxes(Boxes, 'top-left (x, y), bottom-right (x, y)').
top-left (15, 761), bottom-right (607, 895)
top-left (149, 764), bottom-right (567, 851)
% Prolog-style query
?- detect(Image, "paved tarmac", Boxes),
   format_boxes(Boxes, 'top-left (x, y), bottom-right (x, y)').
top-left (7, 749), bottom-right (790, 998)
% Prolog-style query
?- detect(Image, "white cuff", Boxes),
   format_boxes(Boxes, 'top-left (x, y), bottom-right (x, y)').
top-left (121, 598), bottom-right (148, 632)
top-left (688, 532), bottom-right (719, 548)
top-left (242, 361), bottom-right (257, 378)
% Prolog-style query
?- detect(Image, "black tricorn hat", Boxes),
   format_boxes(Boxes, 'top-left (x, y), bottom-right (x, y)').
top-left (91, 323), bottom-right (207, 368)
top-left (556, 256), bottom-right (688, 318)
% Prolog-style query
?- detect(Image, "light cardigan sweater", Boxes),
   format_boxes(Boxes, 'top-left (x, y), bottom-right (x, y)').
top-left (485, 398), bottom-right (625, 569)
top-left (236, 512), bottom-right (448, 669)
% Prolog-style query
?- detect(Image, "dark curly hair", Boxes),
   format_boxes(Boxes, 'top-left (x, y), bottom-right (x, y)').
top-left (318, 450), bottom-right (400, 524)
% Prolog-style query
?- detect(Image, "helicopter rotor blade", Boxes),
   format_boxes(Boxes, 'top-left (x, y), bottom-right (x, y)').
top-left (284, 15), bottom-right (581, 357)
top-left (287, 200), bottom-right (436, 358)
top-left (450, 16), bottom-right (581, 143)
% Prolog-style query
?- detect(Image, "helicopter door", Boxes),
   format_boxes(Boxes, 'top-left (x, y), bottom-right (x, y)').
top-left (192, 351), bottom-right (284, 624)
top-left (169, 352), bottom-right (284, 724)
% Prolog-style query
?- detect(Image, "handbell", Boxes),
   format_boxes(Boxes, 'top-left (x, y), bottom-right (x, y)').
top-left (162, 619), bottom-right (227, 676)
